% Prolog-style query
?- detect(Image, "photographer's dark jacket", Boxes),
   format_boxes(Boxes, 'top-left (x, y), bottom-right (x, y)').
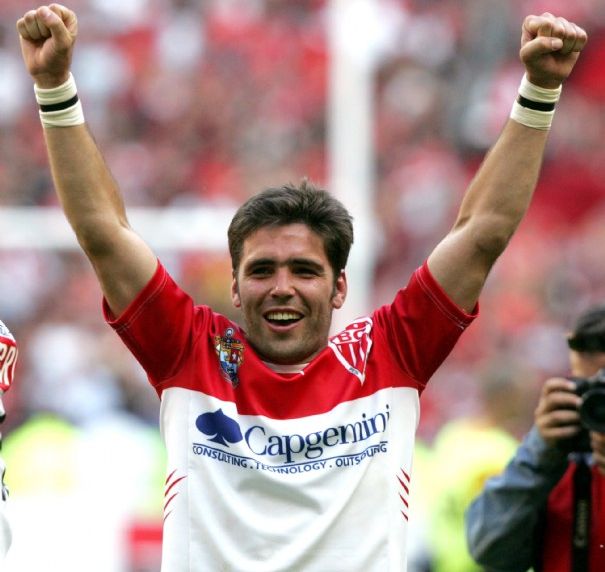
top-left (464, 426), bottom-right (605, 572)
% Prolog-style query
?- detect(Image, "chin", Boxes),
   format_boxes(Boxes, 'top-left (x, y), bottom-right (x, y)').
top-left (262, 344), bottom-right (315, 365)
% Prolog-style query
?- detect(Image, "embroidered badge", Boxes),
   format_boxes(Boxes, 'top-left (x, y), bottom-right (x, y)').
top-left (214, 327), bottom-right (244, 388)
top-left (328, 317), bottom-right (373, 384)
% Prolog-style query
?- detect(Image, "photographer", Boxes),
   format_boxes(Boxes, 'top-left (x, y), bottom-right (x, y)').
top-left (465, 305), bottom-right (605, 572)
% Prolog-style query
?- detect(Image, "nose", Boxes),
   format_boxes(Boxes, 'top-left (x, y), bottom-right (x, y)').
top-left (271, 268), bottom-right (295, 298)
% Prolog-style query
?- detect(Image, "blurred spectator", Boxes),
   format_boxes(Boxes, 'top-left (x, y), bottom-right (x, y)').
top-left (428, 361), bottom-right (537, 572)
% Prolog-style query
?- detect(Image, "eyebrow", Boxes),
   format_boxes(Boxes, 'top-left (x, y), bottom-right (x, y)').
top-left (244, 257), bottom-right (326, 272)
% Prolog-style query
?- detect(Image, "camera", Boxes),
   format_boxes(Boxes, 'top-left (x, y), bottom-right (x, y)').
top-left (568, 368), bottom-right (605, 452)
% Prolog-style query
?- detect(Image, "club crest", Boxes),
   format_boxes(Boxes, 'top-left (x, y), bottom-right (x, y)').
top-left (328, 317), bottom-right (373, 384)
top-left (215, 327), bottom-right (244, 387)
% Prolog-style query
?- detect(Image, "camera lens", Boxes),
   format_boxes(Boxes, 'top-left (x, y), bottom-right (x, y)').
top-left (579, 388), bottom-right (605, 433)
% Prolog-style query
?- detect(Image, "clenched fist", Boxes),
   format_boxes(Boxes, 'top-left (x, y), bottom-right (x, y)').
top-left (520, 12), bottom-right (588, 89)
top-left (16, 4), bottom-right (78, 88)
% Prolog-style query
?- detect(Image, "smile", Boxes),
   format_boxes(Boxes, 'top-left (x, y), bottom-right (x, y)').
top-left (264, 311), bottom-right (303, 326)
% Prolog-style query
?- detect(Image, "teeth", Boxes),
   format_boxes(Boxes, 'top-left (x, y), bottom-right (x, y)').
top-left (266, 312), bottom-right (300, 321)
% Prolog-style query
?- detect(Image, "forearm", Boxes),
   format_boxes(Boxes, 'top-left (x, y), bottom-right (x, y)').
top-left (44, 124), bottom-right (129, 255)
top-left (43, 123), bottom-right (157, 314)
top-left (427, 119), bottom-right (549, 310)
top-left (454, 119), bottom-right (548, 259)
top-left (18, 5), bottom-right (125, 247)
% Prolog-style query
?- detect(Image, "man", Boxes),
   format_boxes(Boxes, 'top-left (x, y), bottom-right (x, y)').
top-left (466, 306), bottom-right (605, 572)
top-left (0, 319), bottom-right (18, 560)
top-left (16, 4), bottom-right (587, 570)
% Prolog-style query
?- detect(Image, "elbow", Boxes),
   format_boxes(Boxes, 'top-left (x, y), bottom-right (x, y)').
top-left (465, 527), bottom-right (493, 566)
top-left (71, 215), bottom-right (129, 258)
top-left (465, 501), bottom-right (533, 571)
top-left (465, 516), bottom-right (505, 568)
top-left (461, 214), bottom-right (516, 263)
top-left (464, 505), bottom-right (490, 564)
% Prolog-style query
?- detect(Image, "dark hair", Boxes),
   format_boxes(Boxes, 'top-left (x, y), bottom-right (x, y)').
top-left (227, 180), bottom-right (354, 278)
top-left (568, 304), bottom-right (605, 353)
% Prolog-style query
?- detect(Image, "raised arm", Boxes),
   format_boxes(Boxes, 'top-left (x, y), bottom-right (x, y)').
top-left (427, 13), bottom-right (587, 312)
top-left (16, 5), bottom-right (157, 317)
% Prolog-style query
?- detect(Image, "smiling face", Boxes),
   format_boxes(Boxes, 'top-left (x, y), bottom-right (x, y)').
top-left (231, 223), bottom-right (347, 365)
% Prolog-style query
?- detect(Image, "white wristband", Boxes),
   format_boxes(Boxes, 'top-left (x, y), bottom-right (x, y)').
top-left (518, 74), bottom-right (562, 103)
top-left (510, 100), bottom-right (555, 130)
top-left (33, 73), bottom-right (85, 128)
top-left (509, 74), bottom-right (562, 131)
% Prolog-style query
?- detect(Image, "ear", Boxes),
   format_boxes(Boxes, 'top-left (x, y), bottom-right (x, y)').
top-left (331, 270), bottom-right (347, 310)
top-left (231, 274), bottom-right (241, 308)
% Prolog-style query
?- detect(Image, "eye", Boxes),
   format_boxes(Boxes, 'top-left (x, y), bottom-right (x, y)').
top-left (248, 265), bottom-right (273, 277)
top-left (293, 265), bottom-right (320, 277)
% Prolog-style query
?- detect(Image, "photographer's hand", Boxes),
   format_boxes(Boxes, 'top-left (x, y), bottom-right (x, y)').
top-left (535, 377), bottom-right (582, 448)
top-left (590, 432), bottom-right (605, 475)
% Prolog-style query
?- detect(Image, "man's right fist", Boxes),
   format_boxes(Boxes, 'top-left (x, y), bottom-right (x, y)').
top-left (16, 4), bottom-right (77, 88)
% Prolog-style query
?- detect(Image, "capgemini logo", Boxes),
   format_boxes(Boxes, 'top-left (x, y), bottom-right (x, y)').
top-left (195, 406), bottom-right (391, 466)
top-left (195, 409), bottom-right (244, 447)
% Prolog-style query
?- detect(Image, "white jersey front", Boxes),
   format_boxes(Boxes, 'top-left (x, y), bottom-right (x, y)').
top-left (105, 261), bottom-right (476, 571)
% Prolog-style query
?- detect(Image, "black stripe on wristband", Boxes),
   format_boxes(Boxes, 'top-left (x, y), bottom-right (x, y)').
top-left (516, 95), bottom-right (555, 112)
top-left (39, 94), bottom-right (79, 113)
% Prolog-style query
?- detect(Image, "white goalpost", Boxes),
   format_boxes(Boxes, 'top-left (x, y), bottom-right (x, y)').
top-left (328, 0), bottom-right (377, 329)
top-left (0, 0), bottom-right (378, 328)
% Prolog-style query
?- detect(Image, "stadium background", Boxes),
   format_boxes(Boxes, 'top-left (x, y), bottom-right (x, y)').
top-left (1, 0), bottom-right (605, 570)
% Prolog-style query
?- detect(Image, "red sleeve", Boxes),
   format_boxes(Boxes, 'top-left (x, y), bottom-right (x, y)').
top-left (372, 261), bottom-right (478, 387)
top-left (103, 262), bottom-right (208, 384)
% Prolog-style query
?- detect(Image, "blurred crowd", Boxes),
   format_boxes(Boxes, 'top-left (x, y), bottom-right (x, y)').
top-left (2, 0), bottom-right (605, 570)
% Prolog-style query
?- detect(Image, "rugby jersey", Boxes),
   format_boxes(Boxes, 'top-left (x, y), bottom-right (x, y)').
top-left (104, 261), bottom-right (476, 571)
